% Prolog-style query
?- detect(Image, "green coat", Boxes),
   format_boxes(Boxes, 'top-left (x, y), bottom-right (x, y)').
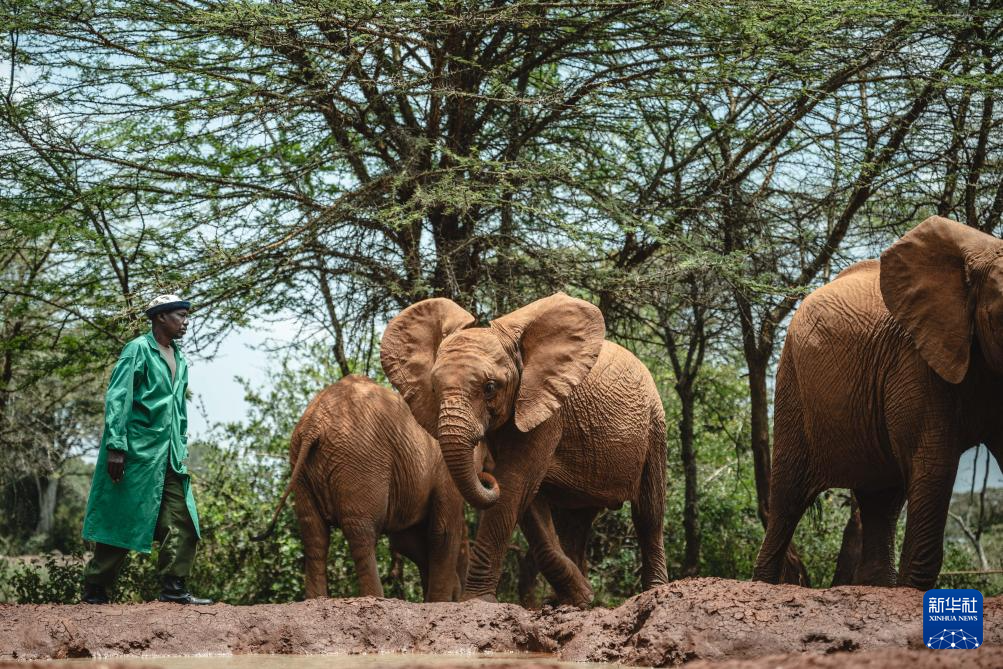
top-left (83, 332), bottom-right (200, 552)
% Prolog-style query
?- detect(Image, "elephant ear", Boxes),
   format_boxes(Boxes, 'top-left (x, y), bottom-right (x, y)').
top-left (880, 216), bottom-right (1000, 384)
top-left (491, 292), bottom-right (605, 432)
top-left (381, 298), bottom-right (476, 434)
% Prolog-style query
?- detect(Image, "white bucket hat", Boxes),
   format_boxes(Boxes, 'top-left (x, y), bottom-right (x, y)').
top-left (144, 294), bottom-right (191, 318)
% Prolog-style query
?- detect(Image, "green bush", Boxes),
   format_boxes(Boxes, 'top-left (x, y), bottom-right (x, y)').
top-left (7, 554), bottom-right (84, 604)
top-left (0, 559), bottom-right (12, 602)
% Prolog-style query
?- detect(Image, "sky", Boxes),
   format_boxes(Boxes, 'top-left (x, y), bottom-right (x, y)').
top-left (956, 446), bottom-right (1003, 493)
top-left (184, 318), bottom-right (301, 440)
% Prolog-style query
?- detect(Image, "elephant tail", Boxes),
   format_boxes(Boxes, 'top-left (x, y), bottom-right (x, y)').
top-left (251, 420), bottom-right (322, 541)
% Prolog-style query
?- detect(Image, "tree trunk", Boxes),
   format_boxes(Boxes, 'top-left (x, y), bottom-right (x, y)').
top-left (429, 210), bottom-right (479, 308)
top-left (34, 474), bottom-right (59, 538)
top-left (315, 258), bottom-right (352, 377)
top-left (747, 357), bottom-right (773, 527)
top-left (948, 510), bottom-right (991, 572)
top-left (678, 381), bottom-right (700, 576)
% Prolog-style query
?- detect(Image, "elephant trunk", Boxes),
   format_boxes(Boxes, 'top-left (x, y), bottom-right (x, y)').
top-left (439, 400), bottom-right (500, 510)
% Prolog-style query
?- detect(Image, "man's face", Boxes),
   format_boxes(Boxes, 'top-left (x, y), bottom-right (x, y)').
top-left (158, 309), bottom-right (189, 339)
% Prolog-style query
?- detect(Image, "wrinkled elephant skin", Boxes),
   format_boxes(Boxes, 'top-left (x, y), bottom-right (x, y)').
top-left (260, 374), bottom-right (488, 601)
top-left (754, 216), bottom-right (1003, 589)
top-left (382, 293), bottom-right (668, 605)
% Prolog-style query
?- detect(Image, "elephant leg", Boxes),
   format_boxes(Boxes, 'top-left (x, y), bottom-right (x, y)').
top-left (389, 524), bottom-right (429, 598)
top-left (463, 425), bottom-right (559, 601)
top-left (520, 497), bottom-right (593, 607)
top-left (752, 433), bottom-right (818, 585)
top-left (831, 493), bottom-right (862, 587)
top-left (853, 487), bottom-right (905, 586)
top-left (753, 483), bottom-right (816, 585)
top-left (897, 459), bottom-right (957, 590)
top-left (463, 503), bottom-right (521, 601)
top-left (753, 365), bottom-right (817, 585)
top-left (341, 517), bottom-right (383, 598)
top-left (293, 486), bottom-right (330, 598)
top-left (633, 428), bottom-right (668, 589)
top-left (424, 496), bottom-right (464, 602)
top-left (516, 507), bottom-right (597, 608)
top-left (554, 506), bottom-right (599, 575)
top-left (517, 548), bottom-right (543, 609)
top-left (462, 489), bottom-right (528, 601)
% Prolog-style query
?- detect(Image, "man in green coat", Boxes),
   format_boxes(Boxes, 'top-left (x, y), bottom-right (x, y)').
top-left (81, 295), bottom-right (212, 605)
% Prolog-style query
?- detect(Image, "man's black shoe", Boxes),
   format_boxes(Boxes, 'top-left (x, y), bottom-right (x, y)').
top-left (81, 582), bottom-right (110, 605)
top-left (158, 576), bottom-right (213, 605)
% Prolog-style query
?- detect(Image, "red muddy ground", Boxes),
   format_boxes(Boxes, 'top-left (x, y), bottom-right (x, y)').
top-left (0, 578), bottom-right (998, 667)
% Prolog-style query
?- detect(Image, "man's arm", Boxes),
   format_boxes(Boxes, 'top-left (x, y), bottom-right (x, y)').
top-left (103, 347), bottom-right (140, 482)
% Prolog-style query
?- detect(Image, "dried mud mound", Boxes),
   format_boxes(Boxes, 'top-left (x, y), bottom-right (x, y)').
top-left (545, 578), bottom-right (996, 665)
top-left (1, 578), bottom-right (999, 667)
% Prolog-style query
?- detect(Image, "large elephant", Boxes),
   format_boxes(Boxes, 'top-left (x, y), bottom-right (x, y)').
top-left (255, 374), bottom-right (490, 601)
top-left (381, 292), bottom-right (668, 605)
top-left (754, 216), bottom-right (1003, 589)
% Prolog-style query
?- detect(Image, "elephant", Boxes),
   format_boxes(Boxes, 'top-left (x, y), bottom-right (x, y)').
top-left (255, 374), bottom-right (491, 601)
top-left (753, 216), bottom-right (1003, 589)
top-left (516, 506), bottom-right (598, 608)
top-left (380, 292), bottom-right (668, 605)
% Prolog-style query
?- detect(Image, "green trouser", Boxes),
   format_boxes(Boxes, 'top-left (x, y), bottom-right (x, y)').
top-left (83, 468), bottom-right (199, 586)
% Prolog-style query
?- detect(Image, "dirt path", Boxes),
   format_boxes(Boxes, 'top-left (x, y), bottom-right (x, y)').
top-left (1, 578), bottom-right (998, 667)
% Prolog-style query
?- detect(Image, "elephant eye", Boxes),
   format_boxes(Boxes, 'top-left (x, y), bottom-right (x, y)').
top-left (483, 380), bottom-right (498, 399)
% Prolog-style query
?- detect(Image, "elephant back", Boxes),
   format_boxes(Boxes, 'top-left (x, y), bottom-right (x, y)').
top-left (790, 259), bottom-right (887, 350)
top-left (293, 375), bottom-right (440, 516)
top-left (555, 340), bottom-right (664, 500)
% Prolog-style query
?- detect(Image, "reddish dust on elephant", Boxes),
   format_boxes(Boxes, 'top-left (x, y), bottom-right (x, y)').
top-left (254, 374), bottom-right (491, 601)
top-left (755, 216), bottom-right (1003, 589)
top-left (381, 293), bottom-right (668, 606)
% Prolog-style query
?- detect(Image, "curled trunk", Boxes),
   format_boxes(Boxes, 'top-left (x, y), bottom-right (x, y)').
top-left (439, 404), bottom-right (500, 509)
top-left (440, 436), bottom-right (500, 509)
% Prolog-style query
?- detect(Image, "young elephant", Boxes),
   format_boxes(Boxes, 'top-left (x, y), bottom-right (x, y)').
top-left (381, 292), bottom-right (668, 605)
top-left (754, 216), bottom-right (1003, 589)
top-left (256, 374), bottom-right (488, 601)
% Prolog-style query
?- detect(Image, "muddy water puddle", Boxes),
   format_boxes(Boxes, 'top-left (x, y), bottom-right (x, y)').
top-left (55, 654), bottom-right (632, 668)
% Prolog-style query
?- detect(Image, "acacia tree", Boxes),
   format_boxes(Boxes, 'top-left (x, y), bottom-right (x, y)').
top-left (560, 1), bottom-right (1003, 581)
top-left (616, 264), bottom-right (730, 576)
top-left (0, 24), bottom-right (177, 542)
top-left (710, 4), bottom-right (1000, 583)
top-left (5, 0), bottom-right (1003, 587)
top-left (3, 0), bottom-right (703, 349)
top-left (831, 8), bottom-right (1003, 579)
